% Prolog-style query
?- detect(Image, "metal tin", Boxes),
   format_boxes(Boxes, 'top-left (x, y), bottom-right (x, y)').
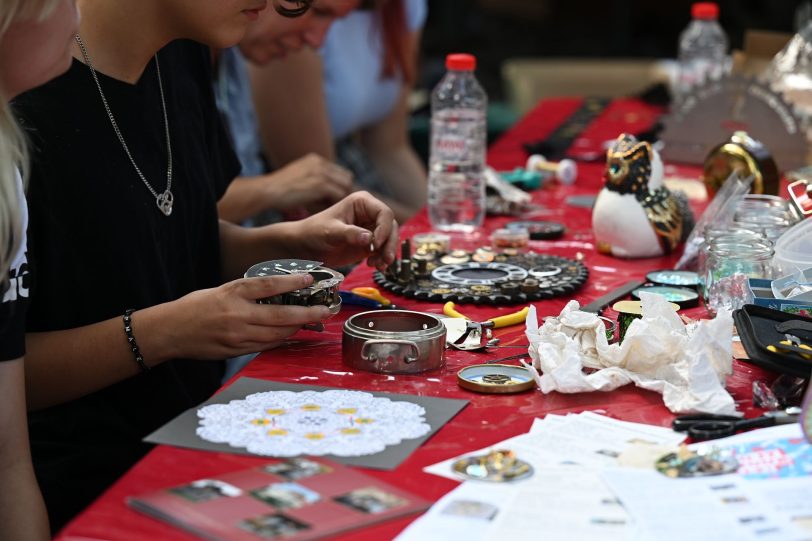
top-left (343, 310), bottom-right (446, 374)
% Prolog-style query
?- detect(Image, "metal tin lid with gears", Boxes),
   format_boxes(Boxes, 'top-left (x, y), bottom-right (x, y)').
top-left (374, 239), bottom-right (588, 305)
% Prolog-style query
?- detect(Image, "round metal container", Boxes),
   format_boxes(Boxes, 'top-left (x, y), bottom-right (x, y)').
top-left (343, 310), bottom-right (446, 374)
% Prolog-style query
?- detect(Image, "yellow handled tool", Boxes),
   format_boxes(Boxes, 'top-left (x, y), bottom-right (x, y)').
top-left (442, 302), bottom-right (529, 329)
top-left (352, 287), bottom-right (392, 307)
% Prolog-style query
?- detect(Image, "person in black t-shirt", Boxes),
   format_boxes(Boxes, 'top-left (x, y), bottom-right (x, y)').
top-left (0, 1), bottom-right (80, 539)
top-left (13, 0), bottom-right (399, 532)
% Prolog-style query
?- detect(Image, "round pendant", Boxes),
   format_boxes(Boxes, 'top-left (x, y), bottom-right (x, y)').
top-left (157, 189), bottom-right (174, 216)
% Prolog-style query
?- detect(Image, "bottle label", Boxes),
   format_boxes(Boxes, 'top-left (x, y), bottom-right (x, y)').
top-left (430, 109), bottom-right (486, 165)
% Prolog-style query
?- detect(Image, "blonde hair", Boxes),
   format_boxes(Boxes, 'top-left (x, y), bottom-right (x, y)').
top-left (0, 0), bottom-right (59, 278)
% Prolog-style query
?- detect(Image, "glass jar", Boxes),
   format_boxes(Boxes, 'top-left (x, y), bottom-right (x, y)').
top-left (705, 240), bottom-right (775, 316)
top-left (697, 228), bottom-right (766, 300)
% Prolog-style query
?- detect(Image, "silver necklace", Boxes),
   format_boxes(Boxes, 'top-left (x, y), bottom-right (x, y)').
top-left (75, 34), bottom-right (174, 216)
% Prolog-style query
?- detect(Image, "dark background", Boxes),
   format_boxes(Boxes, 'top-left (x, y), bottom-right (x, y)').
top-left (419, 0), bottom-right (807, 100)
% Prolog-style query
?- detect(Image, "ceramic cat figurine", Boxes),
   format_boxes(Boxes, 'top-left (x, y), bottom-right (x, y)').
top-left (592, 134), bottom-right (683, 258)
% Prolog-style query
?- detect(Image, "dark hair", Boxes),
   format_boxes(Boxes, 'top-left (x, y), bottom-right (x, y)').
top-left (273, 0), bottom-right (314, 18)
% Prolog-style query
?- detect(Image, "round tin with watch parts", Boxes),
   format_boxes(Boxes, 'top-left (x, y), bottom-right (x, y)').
top-left (457, 364), bottom-right (536, 394)
top-left (451, 449), bottom-right (534, 482)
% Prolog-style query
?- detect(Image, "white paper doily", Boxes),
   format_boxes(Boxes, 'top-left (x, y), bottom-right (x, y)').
top-left (196, 390), bottom-right (431, 457)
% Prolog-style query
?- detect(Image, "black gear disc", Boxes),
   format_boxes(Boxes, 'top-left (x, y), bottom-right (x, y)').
top-left (374, 253), bottom-right (588, 305)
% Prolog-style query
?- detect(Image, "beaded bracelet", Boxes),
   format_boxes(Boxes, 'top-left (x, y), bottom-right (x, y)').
top-left (123, 309), bottom-right (150, 372)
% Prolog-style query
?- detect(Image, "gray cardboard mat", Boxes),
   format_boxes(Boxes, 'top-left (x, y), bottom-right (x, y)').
top-left (144, 377), bottom-right (468, 470)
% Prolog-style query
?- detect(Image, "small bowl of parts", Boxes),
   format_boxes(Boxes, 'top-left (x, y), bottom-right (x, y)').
top-left (412, 232), bottom-right (451, 255)
top-left (457, 364), bottom-right (536, 394)
top-left (490, 228), bottom-right (530, 249)
top-left (343, 310), bottom-right (446, 374)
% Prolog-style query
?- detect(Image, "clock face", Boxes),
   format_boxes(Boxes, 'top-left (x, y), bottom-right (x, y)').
top-left (661, 76), bottom-right (808, 172)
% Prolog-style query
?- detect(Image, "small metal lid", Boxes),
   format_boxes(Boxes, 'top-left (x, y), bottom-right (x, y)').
top-left (457, 364), bottom-right (536, 394)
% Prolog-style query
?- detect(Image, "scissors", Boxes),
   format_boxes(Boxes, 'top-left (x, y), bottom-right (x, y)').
top-left (442, 302), bottom-right (529, 351)
top-left (339, 287), bottom-right (396, 310)
top-left (672, 408), bottom-right (801, 442)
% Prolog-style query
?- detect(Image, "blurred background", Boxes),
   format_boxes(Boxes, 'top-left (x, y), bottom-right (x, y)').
top-left (409, 0), bottom-right (809, 159)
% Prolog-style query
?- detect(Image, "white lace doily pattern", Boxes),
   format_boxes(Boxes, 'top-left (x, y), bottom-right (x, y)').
top-left (196, 390), bottom-right (431, 457)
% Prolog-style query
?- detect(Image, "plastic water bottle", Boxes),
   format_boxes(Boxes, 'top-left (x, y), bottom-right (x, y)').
top-left (676, 2), bottom-right (729, 97)
top-left (428, 53), bottom-right (487, 233)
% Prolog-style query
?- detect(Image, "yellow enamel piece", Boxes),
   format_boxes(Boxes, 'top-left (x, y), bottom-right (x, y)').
top-left (305, 432), bottom-right (325, 440)
top-left (301, 404), bottom-right (321, 411)
top-left (266, 408), bottom-right (286, 416)
top-left (251, 419), bottom-right (271, 426)
top-left (267, 429), bottom-right (288, 436)
top-left (336, 408), bottom-right (357, 415)
top-left (341, 428), bottom-right (361, 435)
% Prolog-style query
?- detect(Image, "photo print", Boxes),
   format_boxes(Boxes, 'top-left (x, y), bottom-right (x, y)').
top-left (238, 513), bottom-right (310, 539)
top-left (169, 479), bottom-right (243, 503)
top-left (263, 458), bottom-right (332, 481)
top-left (334, 487), bottom-right (407, 514)
top-left (250, 483), bottom-right (321, 510)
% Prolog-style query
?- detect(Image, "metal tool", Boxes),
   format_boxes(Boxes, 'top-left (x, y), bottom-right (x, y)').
top-left (767, 334), bottom-right (812, 360)
top-left (442, 302), bottom-right (529, 351)
top-left (672, 408), bottom-right (801, 441)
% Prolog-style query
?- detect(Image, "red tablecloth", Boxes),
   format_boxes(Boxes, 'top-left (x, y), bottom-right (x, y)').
top-left (57, 98), bottom-right (776, 541)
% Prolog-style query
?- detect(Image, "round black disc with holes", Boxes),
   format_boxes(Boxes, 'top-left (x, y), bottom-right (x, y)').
top-left (374, 252), bottom-right (588, 305)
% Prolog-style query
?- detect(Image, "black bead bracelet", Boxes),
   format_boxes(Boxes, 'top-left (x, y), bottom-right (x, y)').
top-left (123, 309), bottom-right (150, 372)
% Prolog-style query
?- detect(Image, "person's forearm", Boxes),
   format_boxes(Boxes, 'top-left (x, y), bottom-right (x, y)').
top-left (368, 146), bottom-right (427, 221)
top-left (219, 219), bottom-right (300, 281)
top-left (0, 456), bottom-right (49, 541)
top-left (218, 175), bottom-right (276, 224)
top-left (24, 303), bottom-right (181, 410)
top-left (0, 361), bottom-right (49, 540)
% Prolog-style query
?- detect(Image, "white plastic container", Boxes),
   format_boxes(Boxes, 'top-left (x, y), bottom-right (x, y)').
top-left (773, 218), bottom-right (812, 276)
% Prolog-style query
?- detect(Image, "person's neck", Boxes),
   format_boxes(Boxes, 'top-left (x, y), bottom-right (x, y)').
top-left (72, 2), bottom-right (174, 84)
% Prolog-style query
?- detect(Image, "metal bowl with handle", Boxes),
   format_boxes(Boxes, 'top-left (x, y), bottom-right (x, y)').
top-left (343, 310), bottom-right (446, 374)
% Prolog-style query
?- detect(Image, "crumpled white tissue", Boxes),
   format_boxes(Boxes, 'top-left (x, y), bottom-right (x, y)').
top-left (523, 292), bottom-right (739, 416)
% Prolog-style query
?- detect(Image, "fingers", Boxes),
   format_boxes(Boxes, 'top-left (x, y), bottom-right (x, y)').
top-left (244, 303), bottom-right (331, 328)
top-left (369, 218), bottom-right (399, 270)
top-left (324, 162), bottom-right (353, 191)
top-left (318, 181), bottom-right (351, 204)
top-left (234, 274), bottom-right (314, 301)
